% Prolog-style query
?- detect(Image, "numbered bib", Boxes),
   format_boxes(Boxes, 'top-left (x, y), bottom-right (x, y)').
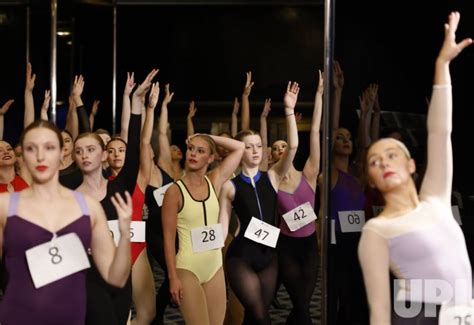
top-left (439, 300), bottom-right (474, 325)
top-left (108, 220), bottom-right (146, 246)
top-left (190, 224), bottom-right (225, 253)
top-left (25, 233), bottom-right (90, 289)
top-left (451, 206), bottom-right (462, 226)
top-left (338, 210), bottom-right (365, 233)
top-left (282, 201), bottom-right (317, 232)
top-left (372, 205), bottom-right (384, 217)
top-left (244, 217), bottom-right (280, 248)
top-left (153, 183), bottom-right (173, 207)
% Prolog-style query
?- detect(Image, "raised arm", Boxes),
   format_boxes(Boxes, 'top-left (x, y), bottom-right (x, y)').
top-left (0, 99), bottom-right (14, 140)
top-left (207, 134), bottom-right (245, 193)
top-left (120, 72), bottom-right (136, 142)
top-left (157, 84), bottom-right (175, 174)
top-left (331, 61), bottom-right (344, 134)
top-left (358, 228), bottom-right (391, 324)
top-left (420, 11), bottom-right (472, 203)
top-left (259, 98), bottom-right (271, 171)
top-left (186, 100), bottom-right (197, 138)
top-left (303, 70), bottom-right (324, 187)
top-left (241, 71), bottom-right (254, 131)
top-left (268, 81), bottom-right (299, 189)
top-left (371, 90), bottom-right (381, 141)
top-left (65, 95), bottom-right (79, 140)
top-left (40, 90), bottom-right (51, 121)
top-left (90, 192), bottom-right (132, 288)
top-left (24, 62), bottom-right (36, 128)
top-left (138, 82), bottom-right (160, 189)
top-left (89, 100), bottom-right (100, 131)
top-left (71, 75), bottom-right (91, 133)
top-left (231, 97), bottom-right (240, 137)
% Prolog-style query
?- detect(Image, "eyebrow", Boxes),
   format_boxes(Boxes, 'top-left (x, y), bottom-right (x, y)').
top-left (368, 146), bottom-right (399, 160)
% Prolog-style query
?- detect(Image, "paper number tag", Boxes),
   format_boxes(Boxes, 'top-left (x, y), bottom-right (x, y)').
top-left (338, 210), bottom-right (365, 233)
top-left (244, 217), bottom-right (280, 248)
top-left (282, 201), bottom-right (317, 232)
top-left (108, 220), bottom-right (146, 246)
top-left (451, 205), bottom-right (462, 226)
top-left (439, 300), bottom-right (474, 325)
top-left (153, 183), bottom-right (173, 207)
top-left (191, 224), bottom-right (225, 253)
top-left (25, 233), bottom-right (90, 289)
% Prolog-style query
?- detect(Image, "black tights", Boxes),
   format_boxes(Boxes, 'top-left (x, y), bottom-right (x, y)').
top-left (225, 254), bottom-right (278, 325)
top-left (278, 234), bottom-right (319, 325)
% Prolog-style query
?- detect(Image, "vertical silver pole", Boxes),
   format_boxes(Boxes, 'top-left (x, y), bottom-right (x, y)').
top-left (112, 3), bottom-right (117, 135)
top-left (26, 4), bottom-right (30, 65)
top-left (320, 0), bottom-right (335, 324)
top-left (50, 0), bottom-right (57, 124)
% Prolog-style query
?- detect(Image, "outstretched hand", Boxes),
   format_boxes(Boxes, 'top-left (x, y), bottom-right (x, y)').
top-left (134, 69), bottom-right (159, 99)
top-left (188, 101), bottom-right (197, 118)
top-left (283, 81), bottom-right (300, 110)
top-left (25, 62), bottom-right (36, 92)
top-left (332, 61), bottom-right (344, 90)
top-left (0, 99), bottom-right (14, 115)
top-left (162, 84), bottom-right (175, 106)
top-left (147, 82), bottom-right (160, 109)
top-left (261, 98), bottom-right (271, 118)
top-left (243, 71), bottom-right (254, 96)
top-left (72, 75), bottom-right (85, 97)
top-left (124, 72), bottom-right (136, 97)
top-left (438, 11), bottom-right (472, 63)
top-left (110, 191), bottom-right (133, 238)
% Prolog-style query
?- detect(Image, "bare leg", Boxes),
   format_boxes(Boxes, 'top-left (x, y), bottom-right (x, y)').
top-left (131, 250), bottom-right (156, 325)
top-left (202, 267), bottom-right (227, 325)
top-left (176, 269), bottom-right (210, 325)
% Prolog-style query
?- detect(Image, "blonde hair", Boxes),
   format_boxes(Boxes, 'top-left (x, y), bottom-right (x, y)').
top-left (191, 134), bottom-right (217, 155)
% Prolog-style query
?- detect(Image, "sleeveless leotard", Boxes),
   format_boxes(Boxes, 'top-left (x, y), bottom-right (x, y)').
top-left (175, 176), bottom-right (222, 283)
top-left (0, 174), bottom-right (29, 193)
top-left (278, 175), bottom-right (316, 237)
top-left (0, 191), bottom-right (91, 324)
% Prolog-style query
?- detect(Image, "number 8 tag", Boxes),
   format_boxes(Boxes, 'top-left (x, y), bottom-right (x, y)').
top-left (191, 224), bottom-right (224, 253)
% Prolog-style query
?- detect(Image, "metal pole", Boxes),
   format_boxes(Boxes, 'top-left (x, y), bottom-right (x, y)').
top-left (26, 4), bottom-right (30, 65)
top-left (112, 2), bottom-right (117, 135)
top-left (320, 0), bottom-right (335, 324)
top-left (50, 0), bottom-right (57, 124)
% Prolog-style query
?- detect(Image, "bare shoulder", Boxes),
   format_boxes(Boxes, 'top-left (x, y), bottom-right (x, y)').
top-left (0, 192), bottom-right (11, 220)
top-left (82, 194), bottom-right (106, 225)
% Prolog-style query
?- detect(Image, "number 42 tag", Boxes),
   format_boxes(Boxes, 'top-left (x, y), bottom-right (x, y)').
top-left (282, 201), bottom-right (317, 232)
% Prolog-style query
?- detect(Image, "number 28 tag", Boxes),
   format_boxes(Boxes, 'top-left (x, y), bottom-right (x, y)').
top-left (25, 233), bottom-right (90, 289)
top-left (338, 210), bottom-right (365, 233)
top-left (282, 201), bottom-right (317, 232)
top-left (439, 300), bottom-right (474, 325)
top-left (191, 224), bottom-right (224, 253)
top-left (244, 217), bottom-right (280, 248)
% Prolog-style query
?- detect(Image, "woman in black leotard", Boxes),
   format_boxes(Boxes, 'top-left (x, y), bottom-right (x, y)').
top-left (218, 81), bottom-right (300, 324)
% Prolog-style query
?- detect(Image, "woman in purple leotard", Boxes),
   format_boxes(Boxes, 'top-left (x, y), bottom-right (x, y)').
top-left (358, 12), bottom-right (473, 324)
top-left (0, 120), bottom-right (133, 325)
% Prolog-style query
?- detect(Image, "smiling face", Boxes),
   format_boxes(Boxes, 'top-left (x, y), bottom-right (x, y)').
top-left (333, 128), bottom-right (353, 156)
top-left (74, 135), bottom-right (106, 174)
top-left (271, 140), bottom-right (287, 163)
top-left (0, 140), bottom-right (16, 168)
top-left (367, 138), bottom-right (416, 193)
top-left (22, 128), bottom-right (62, 184)
top-left (106, 139), bottom-right (127, 171)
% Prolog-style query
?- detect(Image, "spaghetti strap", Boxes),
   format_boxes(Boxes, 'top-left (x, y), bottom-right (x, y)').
top-left (73, 191), bottom-right (90, 216)
top-left (7, 192), bottom-right (20, 217)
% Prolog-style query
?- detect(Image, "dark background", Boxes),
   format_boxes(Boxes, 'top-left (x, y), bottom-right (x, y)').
top-left (1, 0), bottom-right (474, 197)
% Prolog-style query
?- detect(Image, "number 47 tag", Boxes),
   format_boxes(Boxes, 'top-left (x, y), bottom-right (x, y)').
top-left (244, 217), bottom-right (280, 248)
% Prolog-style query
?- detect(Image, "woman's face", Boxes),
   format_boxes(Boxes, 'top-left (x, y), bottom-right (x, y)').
top-left (61, 131), bottom-right (73, 157)
top-left (367, 139), bottom-right (416, 193)
top-left (22, 128), bottom-right (62, 183)
top-left (271, 140), bottom-right (287, 162)
top-left (74, 136), bottom-right (106, 174)
top-left (170, 145), bottom-right (183, 161)
top-left (333, 128), bottom-right (353, 156)
top-left (0, 140), bottom-right (16, 167)
top-left (241, 134), bottom-right (263, 167)
top-left (107, 140), bottom-right (127, 170)
top-left (185, 137), bottom-right (214, 171)
top-left (14, 145), bottom-right (23, 169)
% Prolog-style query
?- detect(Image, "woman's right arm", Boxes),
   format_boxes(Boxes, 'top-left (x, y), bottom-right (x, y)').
top-left (218, 180), bottom-right (235, 241)
top-left (24, 62), bottom-right (35, 128)
top-left (358, 227), bottom-right (391, 325)
top-left (157, 84), bottom-right (175, 175)
top-left (419, 12), bottom-right (472, 203)
top-left (161, 184), bottom-right (183, 305)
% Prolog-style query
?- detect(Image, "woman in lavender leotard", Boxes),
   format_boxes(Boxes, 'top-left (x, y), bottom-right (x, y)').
top-left (0, 120), bottom-right (132, 325)
top-left (358, 12), bottom-right (473, 324)
top-left (273, 71), bottom-right (323, 324)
